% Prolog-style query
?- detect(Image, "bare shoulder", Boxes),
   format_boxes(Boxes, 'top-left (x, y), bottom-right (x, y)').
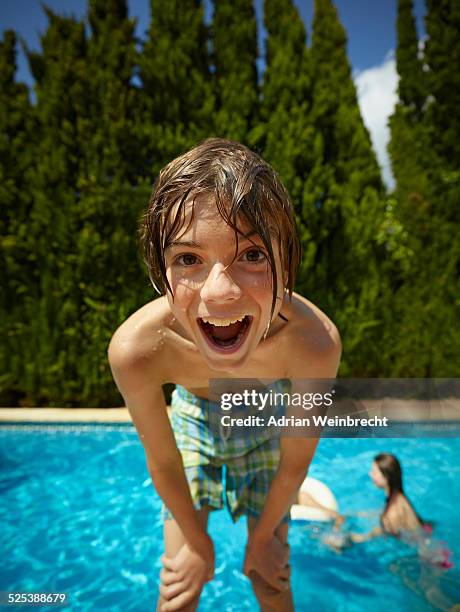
top-left (281, 292), bottom-right (342, 377)
top-left (108, 296), bottom-right (173, 384)
top-left (283, 291), bottom-right (341, 352)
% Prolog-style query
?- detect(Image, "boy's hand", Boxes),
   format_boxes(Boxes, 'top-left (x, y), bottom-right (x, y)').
top-left (159, 536), bottom-right (214, 611)
top-left (243, 530), bottom-right (290, 592)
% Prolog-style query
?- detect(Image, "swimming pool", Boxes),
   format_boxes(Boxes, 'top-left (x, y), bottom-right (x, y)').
top-left (1, 424), bottom-right (459, 611)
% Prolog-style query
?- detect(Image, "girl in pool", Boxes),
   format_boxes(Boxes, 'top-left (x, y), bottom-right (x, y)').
top-left (317, 453), bottom-right (458, 610)
top-left (294, 453), bottom-right (430, 544)
top-left (351, 453), bottom-right (431, 542)
top-left (348, 453), bottom-right (459, 610)
top-left (327, 452), bottom-right (453, 570)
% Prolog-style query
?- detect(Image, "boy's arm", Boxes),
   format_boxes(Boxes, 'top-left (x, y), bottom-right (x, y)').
top-left (251, 324), bottom-right (342, 541)
top-left (252, 437), bottom-right (321, 539)
top-left (107, 335), bottom-right (212, 559)
top-left (244, 332), bottom-right (341, 589)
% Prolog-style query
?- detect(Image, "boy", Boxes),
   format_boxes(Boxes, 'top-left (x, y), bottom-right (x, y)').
top-left (108, 139), bottom-right (341, 611)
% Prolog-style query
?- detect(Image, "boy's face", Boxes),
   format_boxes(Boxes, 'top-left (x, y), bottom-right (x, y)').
top-left (164, 194), bottom-right (286, 372)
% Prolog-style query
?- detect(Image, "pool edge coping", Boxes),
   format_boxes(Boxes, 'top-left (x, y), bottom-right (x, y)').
top-left (1, 407), bottom-right (458, 424)
top-left (0, 408), bottom-right (134, 423)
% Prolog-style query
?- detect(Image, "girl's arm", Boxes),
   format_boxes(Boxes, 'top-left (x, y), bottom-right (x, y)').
top-left (298, 493), bottom-right (345, 528)
top-left (349, 525), bottom-right (383, 543)
top-left (347, 510), bottom-right (381, 518)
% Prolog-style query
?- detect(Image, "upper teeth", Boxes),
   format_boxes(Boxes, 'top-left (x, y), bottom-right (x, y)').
top-left (201, 316), bottom-right (246, 327)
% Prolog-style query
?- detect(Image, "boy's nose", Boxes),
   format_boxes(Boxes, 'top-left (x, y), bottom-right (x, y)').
top-left (200, 263), bottom-right (242, 303)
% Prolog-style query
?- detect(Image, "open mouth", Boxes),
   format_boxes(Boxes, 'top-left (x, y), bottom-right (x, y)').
top-left (198, 315), bottom-right (253, 352)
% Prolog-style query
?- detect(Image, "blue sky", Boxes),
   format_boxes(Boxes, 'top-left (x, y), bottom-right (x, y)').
top-left (1, 0), bottom-right (426, 84)
top-left (0, 0), bottom-right (427, 187)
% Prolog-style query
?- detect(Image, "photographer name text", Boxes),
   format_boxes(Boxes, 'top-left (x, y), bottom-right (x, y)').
top-left (220, 414), bottom-right (389, 428)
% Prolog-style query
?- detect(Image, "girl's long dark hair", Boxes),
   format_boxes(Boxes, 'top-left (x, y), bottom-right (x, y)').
top-left (374, 453), bottom-right (432, 529)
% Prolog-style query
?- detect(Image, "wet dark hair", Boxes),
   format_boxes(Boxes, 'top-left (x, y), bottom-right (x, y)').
top-left (375, 453), bottom-right (403, 498)
top-left (374, 453), bottom-right (428, 528)
top-left (139, 138), bottom-right (301, 322)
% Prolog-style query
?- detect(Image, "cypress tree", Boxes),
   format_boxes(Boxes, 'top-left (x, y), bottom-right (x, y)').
top-left (302, 0), bottom-right (387, 375)
top-left (86, 0), bottom-right (141, 182)
top-left (139, 0), bottom-right (214, 172)
top-left (395, 0), bottom-right (425, 113)
top-left (423, 0), bottom-right (460, 375)
top-left (77, 0), bottom-right (147, 405)
top-left (22, 9), bottom-right (88, 404)
top-left (386, 0), bottom-right (429, 377)
top-left (211, 0), bottom-right (258, 142)
top-left (0, 31), bottom-right (36, 404)
top-left (424, 0), bottom-right (460, 179)
top-left (309, 0), bottom-right (382, 195)
top-left (387, 0), bottom-right (459, 376)
top-left (388, 0), bottom-right (429, 225)
top-left (258, 0), bottom-right (313, 205)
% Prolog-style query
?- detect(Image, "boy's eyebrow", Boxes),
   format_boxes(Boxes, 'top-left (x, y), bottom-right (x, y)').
top-left (165, 240), bottom-right (201, 250)
top-left (165, 230), bottom-right (270, 251)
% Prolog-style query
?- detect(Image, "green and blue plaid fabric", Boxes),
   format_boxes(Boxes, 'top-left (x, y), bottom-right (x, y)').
top-left (162, 380), bottom-right (292, 524)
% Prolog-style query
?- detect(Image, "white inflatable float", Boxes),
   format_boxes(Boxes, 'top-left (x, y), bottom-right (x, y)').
top-left (290, 477), bottom-right (339, 521)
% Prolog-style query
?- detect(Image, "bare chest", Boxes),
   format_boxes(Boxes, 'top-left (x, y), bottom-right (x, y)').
top-left (162, 327), bottom-right (292, 399)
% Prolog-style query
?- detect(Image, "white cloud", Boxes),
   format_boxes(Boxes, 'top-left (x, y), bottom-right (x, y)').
top-left (355, 52), bottom-right (399, 190)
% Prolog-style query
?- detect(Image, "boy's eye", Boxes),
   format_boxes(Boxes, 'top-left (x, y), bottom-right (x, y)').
top-left (175, 254), bottom-right (199, 266)
top-left (241, 248), bottom-right (266, 264)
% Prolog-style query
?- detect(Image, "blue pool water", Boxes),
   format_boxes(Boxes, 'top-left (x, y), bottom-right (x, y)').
top-left (1, 424), bottom-right (459, 611)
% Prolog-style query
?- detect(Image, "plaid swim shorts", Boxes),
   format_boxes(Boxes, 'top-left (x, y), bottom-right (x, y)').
top-left (162, 380), bottom-right (292, 524)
